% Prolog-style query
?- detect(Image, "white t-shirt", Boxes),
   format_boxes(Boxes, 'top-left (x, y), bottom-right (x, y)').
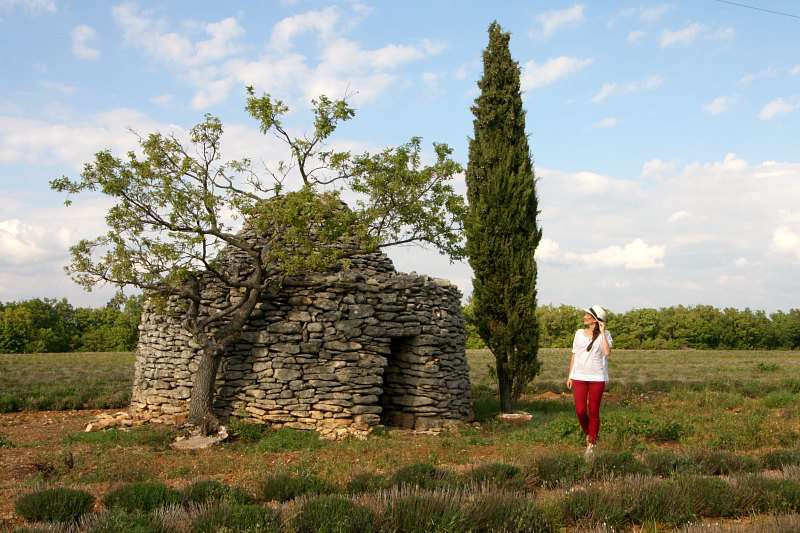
top-left (569, 328), bottom-right (613, 382)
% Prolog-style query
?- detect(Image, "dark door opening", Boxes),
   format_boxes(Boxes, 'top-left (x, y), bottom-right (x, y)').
top-left (379, 336), bottom-right (415, 428)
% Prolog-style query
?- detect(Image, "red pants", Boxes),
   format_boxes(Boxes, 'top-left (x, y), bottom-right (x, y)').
top-left (572, 380), bottom-right (605, 444)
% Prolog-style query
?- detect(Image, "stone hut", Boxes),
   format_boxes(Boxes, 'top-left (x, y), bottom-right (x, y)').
top-left (131, 233), bottom-right (473, 439)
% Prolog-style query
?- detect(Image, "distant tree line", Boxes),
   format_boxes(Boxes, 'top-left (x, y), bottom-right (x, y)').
top-left (464, 301), bottom-right (800, 350)
top-left (0, 295), bottom-right (142, 353)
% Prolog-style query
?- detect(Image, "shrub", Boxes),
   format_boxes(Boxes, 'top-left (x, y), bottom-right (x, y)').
top-left (289, 494), bottom-right (376, 533)
top-left (390, 463), bottom-right (450, 490)
top-left (763, 391), bottom-right (796, 408)
top-left (102, 482), bottom-right (182, 513)
top-left (256, 428), bottom-right (323, 453)
top-left (731, 475), bottom-right (800, 514)
top-left (381, 494), bottom-right (468, 533)
top-left (561, 487), bottom-right (626, 531)
top-left (260, 472), bottom-right (334, 502)
top-left (0, 434), bottom-right (13, 448)
top-left (530, 453), bottom-right (586, 487)
top-left (465, 463), bottom-right (526, 490)
top-left (642, 449), bottom-right (693, 477)
top-left (762, 448), bottom-right (800, 469)
top-left (623, 478), bottom-right (695, 527)
top-left (587, 451), bottom-right (649, 480)
top-left (192, 503), bottom-right (281, 533)
top-left (675, 475), bottom-right (737, 518)
top-left (0, 394), bottom-right (23, 413)
top-left (227, 419), bottom-right (269, 443)
top-left (646, 421), bottom-right (686, 442)
top-left (689, 450), bottom-right (760, 475)
top-left (467, 493), bottom-right (555, 532)
top-left (182, 479), bottom-right (253, 505)
top-left (346, 472), bottom-right (388, 495)
top-left (15, 487), bottom-right (95, 523)
top-left (85, 509), bottom-right (172, 533)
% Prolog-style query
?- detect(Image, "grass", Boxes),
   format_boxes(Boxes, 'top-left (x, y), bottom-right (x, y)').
top-left (0, 352), bottom-right (134, 412)
top-left (3, 348), bottom-right (800, 529)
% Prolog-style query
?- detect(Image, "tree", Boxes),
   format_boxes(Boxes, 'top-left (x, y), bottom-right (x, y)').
top-left (464, 22), bottom-right (542, 412)
top-left (51, 89), bottom-right (465, 434)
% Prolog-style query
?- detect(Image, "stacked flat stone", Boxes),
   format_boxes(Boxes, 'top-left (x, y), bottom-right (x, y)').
top-left (131, 234), bottom-right (473, 439)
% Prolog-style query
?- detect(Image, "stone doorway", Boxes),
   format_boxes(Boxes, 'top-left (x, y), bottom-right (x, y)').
top-left (379, 336), bottom-right (416, 428)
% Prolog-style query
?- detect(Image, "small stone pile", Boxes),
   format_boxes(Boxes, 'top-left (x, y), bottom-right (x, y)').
top-left (131, 237), bottom-right (473, 439)
top-left (84, 411), bottom-right (140, 432)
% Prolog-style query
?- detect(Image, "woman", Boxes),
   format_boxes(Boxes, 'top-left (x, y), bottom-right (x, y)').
top-left (566, 305), bottom-right (612, 457)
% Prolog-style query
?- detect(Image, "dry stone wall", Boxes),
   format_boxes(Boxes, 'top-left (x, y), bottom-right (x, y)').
top-left (131, 248), bottom-right (473, 439)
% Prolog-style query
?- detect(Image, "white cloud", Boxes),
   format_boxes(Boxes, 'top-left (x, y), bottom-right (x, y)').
top-left (0, 219), bottom-right (51, 265)
top-left (592, 75), bottom-right (663, 103)
top-left (521, 56), bottom-right (592, 90)
top-left (537, 237), bottom-right (666, 270)
top-left (531, 4), bottom-right (585, 39)
top-left (113, 5), bottom-right (244, 67)
top-left (668, 210), bottom-right (690, 223)
top-left (759, 97), bottom-right (799, 120)
top-left (707, 27), bottom-right (735, 41)
top-left (740, 66), bottom-right (781, 84)
top-left (150, 94), bottom-right (173, 107)
top-left (791, 65), bottom-right (800, 76)
top-left (0, 109), bottom-right (180, 168)
top-left (539, 168), bottom-right (635, 196)
top-left (660, 22), bottom-right (705, 47)
top-left (534, 238), bottom-right (562, 261)
top-left (618, 4), bottom-right (673, 22)
top-left (704, 95), bottom-right (736, 115)
top-left (734, 257), bottom-right (749, 268)
top-left (717, 274), bottom-right (746, 285)
top-left (592, 117), bottom-right (618, 129)
top-left (421, 71), bottom-right (440, 91)
top-left (627, 30), bottom-right (646, 43)
top-left (269, 6), bottom-right (339, 52)
top-left (0, 0), bottom-right (55, 13)
top-left (113, 4), bottom-right (439, 109)
top-left (772, 226), bottom-right (800, 260)
top-left (38, 81), bottom-right (76, 94)
top-left (71, 24), bottom-right (99, 60)
top-left (641, 158), bottom-right (676, 178)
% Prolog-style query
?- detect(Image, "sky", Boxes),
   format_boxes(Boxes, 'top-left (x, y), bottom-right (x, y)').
top-left (0, 0), bottom-right (799, 313)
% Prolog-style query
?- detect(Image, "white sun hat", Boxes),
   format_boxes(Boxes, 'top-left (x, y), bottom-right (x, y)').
top-left (583, 305), bottom-right (608, 323)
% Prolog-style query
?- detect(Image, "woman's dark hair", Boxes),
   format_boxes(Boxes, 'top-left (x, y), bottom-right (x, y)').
top-left (586, 321), bottom-right (601, 351)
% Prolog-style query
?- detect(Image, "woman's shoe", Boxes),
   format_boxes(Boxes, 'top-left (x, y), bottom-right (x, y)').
top-left (584, 442), bottom-right (596, 458)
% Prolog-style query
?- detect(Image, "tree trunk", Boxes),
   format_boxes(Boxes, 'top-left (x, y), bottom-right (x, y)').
top-left (188, 346), bottom-right (223, 434)
top-left (497, 356), bottom-right (514, 413)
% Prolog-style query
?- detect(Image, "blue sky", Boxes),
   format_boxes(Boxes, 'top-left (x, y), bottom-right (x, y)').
top-left (1, 0), bottom-right (799, 312)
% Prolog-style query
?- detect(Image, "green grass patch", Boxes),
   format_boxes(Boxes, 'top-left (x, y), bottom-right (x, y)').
top-left (529, 453), bottom-right (586, 488)
top-left (464, 463), bottom-right (526, 490)
top-left (15, 487), bottom-right (95, 523)
top-left (181, 479), bottom-right (253, 505)
top-left (191, 503), bottom-right (281, 533)
top-left (0, 352), bottom-right (134, 412)
top-left (345, 472), bottom-right (388, 495)
top-left (381, 493), bottom-right (468, 533)
top-left (289, 494), bottom-right (376, 533)
top-left (390, 463), bottom-right (453, 490)
top-left (83, 509), bottom-right (172, 533)
top-left (587, 451), bottom-right (649, 480)
top-left (66, 426), bottom-right (174, 449)
top-left (102, 482), bottom-right (182, 513)
top-left (255, 428), bottom-right (324, 453)
top-left (259, 472), bottom-right (335, 502)
top-left (467, 492), bottom-right (556, 533)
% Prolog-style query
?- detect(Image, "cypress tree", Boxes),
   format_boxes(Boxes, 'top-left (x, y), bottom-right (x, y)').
top-left (465, 22), bottom-right (542, 413)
